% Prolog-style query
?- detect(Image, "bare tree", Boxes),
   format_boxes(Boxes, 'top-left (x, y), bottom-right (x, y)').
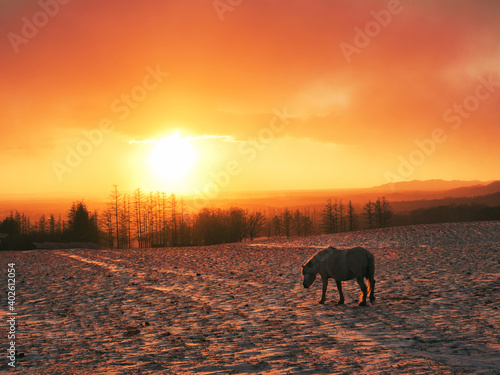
top-left (227, 207), bottom-right (246, 242)
top-left (247, 211), bottom-right (266, 241)
top-left (109, 185), bottom-right (121, 248)
top-left (133, 188), bottom-right (144, 247)
top-left (121, 194), bottom-right (132, 248)
top-left (293, 210), bottom-right (303, 236)
top-left (179, 198), bottom-right (188, 245)
top-left (161, 192), bottom-right (168, 246)
top-left (272, 214), bottom-right (282, 237)
top-left (147, 192), bottom-right (155, 247)
top-left (101, 208), bottom-right (114, 248)
top-left (282, 209), bottom-right (293, 238)
top-left (169, 193), bottom-right (178, 246)
top-left (302, 213), bottom-right (313, 236)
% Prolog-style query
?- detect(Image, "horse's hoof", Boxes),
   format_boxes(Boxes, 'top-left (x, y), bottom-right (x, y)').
top-left (370, 298), bottom-right (376, 305)
top-left (336, 300), bottom-right (344, 305)
top-left (358, 301), bottom-right (367, 307)
top-left (319, 300), bottom-right (325, 304)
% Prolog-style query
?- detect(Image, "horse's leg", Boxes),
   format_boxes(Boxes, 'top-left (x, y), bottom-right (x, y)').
top-left (368, 278), bottom-right (376, 305)
top-left (356, 277), bottom-right (367, 306)
top-left (319, 276), bottom-right (328, 304)
top-left (336, 280), bottom-right (345, 305)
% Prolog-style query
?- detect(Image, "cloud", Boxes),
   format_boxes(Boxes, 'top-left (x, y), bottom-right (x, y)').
top-left (1, 0), bottom-right (499, 158)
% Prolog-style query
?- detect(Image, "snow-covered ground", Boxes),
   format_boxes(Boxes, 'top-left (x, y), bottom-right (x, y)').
top-left (2, 221), bottom-right (500, 374)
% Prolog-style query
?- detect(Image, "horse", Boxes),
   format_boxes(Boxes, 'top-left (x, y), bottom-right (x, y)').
top-left (302, 246), bottom-right (375, 306)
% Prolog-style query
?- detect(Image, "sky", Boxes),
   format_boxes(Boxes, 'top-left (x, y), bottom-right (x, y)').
top-left (1, 0), bottom-right (499, 204)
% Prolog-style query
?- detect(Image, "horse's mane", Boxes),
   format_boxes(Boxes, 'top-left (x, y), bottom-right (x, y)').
top-left (303, 246), bottom-right (335, 269)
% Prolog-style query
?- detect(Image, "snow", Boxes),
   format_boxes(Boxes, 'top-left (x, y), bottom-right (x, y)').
top-left (2, 221), bottom-right (500, 374)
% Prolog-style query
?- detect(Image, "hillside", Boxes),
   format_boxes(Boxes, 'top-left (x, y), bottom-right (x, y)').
top-left (3, 221), bottom-right (499, 374)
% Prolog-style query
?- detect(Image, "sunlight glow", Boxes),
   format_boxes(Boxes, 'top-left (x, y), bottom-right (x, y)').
top-left (149, 133), bottom-right (196, 182)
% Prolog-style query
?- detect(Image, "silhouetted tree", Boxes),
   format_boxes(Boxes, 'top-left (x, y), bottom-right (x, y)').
top-left (227, 207), bottom-right (246, 242)
top-left (363, 200), bottom-right (375, 229)
top-left (179, 198), bottom-right (189, 245)
top-left (302, 211), bottom-right (313, 236)
top-left (282, 209), bottom-right (293, 238)
top-left (109, 185), bottom-right (121, 248)
top-left (169, 194), bottom-right (178, 246)
top-left (120, 194), bottom-right (132, 248)
top-left (49, 214), bottom-right (56, 238)
top-left (195, 208), bottom-right (226, 245)
top-left (347, 201), bottom-right (358, 231)
top-left (374, 197), bottom-right (392, 228)
top-left (145, 192), bottom-right (156, 247)
top-left (247, 211), bottom-right (266, 241)
top-left (67, 201), bottom-right (99, 242)
top-left (322, 199), bottom-right (336, 234)
top-left (133, 188), bottom-right (144, 247)
top-left (382, 197), bottom-right (393, 227)
top-left (38, 214), bottom-right (47, 237)
top-left (101, 208), bottom-right (114, 248)
top-left (272, 215), bottom-right (282, 237)
top-left (161, 192), bottom-right (168, 245)
top-left (337, 200), bottom-right (345, 232)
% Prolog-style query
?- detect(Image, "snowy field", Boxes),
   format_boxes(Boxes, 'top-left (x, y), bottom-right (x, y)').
top-left (2, 221), bottom-right (500, 374)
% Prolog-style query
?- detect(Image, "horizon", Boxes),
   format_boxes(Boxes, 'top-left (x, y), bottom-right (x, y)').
top-left (1, 1), bottom-right (500, 199)
top-left (0, 177), bottom-right (495, 201)
top-left (1, 178), bottom-right (498, 221)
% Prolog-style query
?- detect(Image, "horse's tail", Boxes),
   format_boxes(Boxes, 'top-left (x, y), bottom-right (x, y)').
top-left (366, 252), bottom-right (376, 305)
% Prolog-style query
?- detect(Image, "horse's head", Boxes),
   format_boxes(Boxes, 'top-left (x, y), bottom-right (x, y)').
top-left (301, 259), bottom-right (318, 288)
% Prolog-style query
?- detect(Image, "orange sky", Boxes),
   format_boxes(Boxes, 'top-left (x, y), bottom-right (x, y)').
top-left (1, 0), bottom-right (499, 203)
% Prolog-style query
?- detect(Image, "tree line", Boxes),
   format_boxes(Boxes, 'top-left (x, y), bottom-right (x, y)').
top-left (0, 202), bottom-right (99, 250)
top-left (321, 197), bottom-right (393, 234)
top-left (0, 185), bottom-right (396, 249)
top-left (3, 187), bottom-right (497, 250)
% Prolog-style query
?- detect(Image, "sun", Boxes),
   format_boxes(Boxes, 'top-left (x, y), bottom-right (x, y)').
top-left (149, 133), bottom-right (196, 182)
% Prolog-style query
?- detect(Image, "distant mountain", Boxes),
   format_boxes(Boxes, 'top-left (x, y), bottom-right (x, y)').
top-left (1, 180), bottom-right (499, 217)
top-left (371, 179), bottom-right (490, 193)
top-left (357, 180), bottom-right (499, 204)
top-left (443, 181), bottom-right (500, 198)
top-left (199, 180), bottom-right (500, 210)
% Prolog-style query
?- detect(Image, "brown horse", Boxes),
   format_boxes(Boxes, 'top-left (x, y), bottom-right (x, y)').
top-left (302, 246), bottom-right (375, 306)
